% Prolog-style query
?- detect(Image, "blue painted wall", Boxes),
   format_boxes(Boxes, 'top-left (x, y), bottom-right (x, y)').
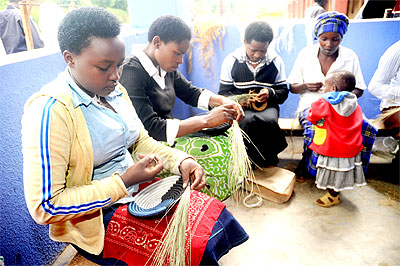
top-left (0, 53), bottom-right (67, 266)
top-left (0, 32), bottom-right (147, 266)
top-left (0, 19), bottom-right (398, 266)
top-left (178, 19), bottom-right (400, 119)
top-left (127, 0), bottom-right (192, 29)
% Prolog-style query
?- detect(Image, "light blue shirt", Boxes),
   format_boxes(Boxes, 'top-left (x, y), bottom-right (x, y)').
top-left (64, 70), bottom-right (141, 195)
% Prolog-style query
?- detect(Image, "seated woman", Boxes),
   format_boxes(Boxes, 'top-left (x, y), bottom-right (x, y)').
top-left (288, 11), bottom-right (368, 181)
top-left (219, 21), bottom-right (289, 167)
top-left (120, 15), bottom-right (245, 201)
top-left (369, 39), bottom-right (400, 179)
top-left (22, 7), bottom-right (248, 266)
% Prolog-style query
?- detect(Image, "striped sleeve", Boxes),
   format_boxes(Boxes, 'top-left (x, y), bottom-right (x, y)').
top-left (22, 96), bottom-right (127, 225)
top-left (219, 53), bottom-right (236, 95)
top-left (369, 41), bottom-right (400, 103)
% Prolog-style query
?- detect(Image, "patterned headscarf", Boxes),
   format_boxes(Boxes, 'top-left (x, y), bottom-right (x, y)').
top-left (314, 11), bottom-right (349, 40)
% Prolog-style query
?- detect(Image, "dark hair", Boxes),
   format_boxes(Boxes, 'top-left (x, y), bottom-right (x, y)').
top-left (330, 70), bottom-right (356, 92)
top-left (147, 15), bottom-right (191, 43)
top-left (244, 21), bottom-right (273, 44)
top-left (57, 7), bottom-right (121, 55)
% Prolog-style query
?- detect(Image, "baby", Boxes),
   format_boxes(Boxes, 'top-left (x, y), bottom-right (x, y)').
top-left (307, 70), bottom-right (366, 207)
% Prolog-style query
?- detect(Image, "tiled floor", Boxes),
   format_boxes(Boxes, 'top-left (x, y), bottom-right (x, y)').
top-left (64, 137), bottom-right (399, 266)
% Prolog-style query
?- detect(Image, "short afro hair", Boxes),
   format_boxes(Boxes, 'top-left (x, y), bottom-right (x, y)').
top-left (329, 70), bottom-right (356, 92)
top-left (147, 15), bottom-right (191, 44)
top-left (57, 7), bottom-right (120, 55)
top-left (244, 21), bottom-right (273, 44)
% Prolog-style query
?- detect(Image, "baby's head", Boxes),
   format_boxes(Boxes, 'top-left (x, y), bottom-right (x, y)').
top-left (324, 70), bottom-right (356, 93)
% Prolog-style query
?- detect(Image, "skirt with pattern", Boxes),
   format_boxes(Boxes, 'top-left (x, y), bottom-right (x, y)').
top-left (159, 129), bottom-right (243, 201)
top-left (315, 153), bottom-right (366, 192)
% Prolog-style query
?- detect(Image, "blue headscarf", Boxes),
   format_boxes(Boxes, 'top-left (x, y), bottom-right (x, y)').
top-left (314, 11), bottom-right (349, 40)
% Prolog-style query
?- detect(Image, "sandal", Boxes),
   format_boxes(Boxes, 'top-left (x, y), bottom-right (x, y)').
top-left (315, 192), bottom-right (341, 207)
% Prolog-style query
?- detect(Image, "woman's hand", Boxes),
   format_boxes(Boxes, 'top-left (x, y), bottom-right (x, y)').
top-left (120, 154), bottom-right (163, 188)
top-left (220, 99), bottom-right (244, 121)
top-left (290, 82), bottom-right (323, 94)
top-left (209, 95), bottom-right (244, 122)
top-left (205, 104), bottom-right (239, 128)
top-left (305, 82), bottom-right (324, 92)
top-left (221, 99), bottom-right (245, 122)
top-left (255, 88), bottom-right (270, 103)
top-left (179, 158), bottom-right (206, 190)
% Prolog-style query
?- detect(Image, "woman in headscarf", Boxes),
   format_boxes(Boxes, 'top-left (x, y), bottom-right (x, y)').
top-left (288, 11), bottom-right (368, 181)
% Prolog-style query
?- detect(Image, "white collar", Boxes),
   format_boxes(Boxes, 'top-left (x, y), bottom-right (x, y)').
top-left (136, 50), bottom-right (167, 78)
top-left (135, 50), bottom-right (167, 89)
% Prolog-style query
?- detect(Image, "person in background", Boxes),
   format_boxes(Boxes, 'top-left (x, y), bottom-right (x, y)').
top-left (22, 7), bottom-right (248, 266)
top-left (369, 40), bottom-right (400, 138)
top-left (0, 0), bottom-right (43, 54)
top-left (288, 11), bottom-right (366, 181)
top-left (119, 15), bottom-right (245, 201)
top-left (120, 15), bottom-right (243, 145)
top-left (368, 40), bottom-right (400, 179)
top-left (308, 71), bottom-right (366, 207)
top-left (0, 38), bottom-right (6, 55)
top-left (219, 21), bottom-right (289, 168)
top-left (305, 0), bottom-right (328, 18)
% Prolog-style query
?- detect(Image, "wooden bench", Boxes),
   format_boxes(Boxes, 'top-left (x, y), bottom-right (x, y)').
top-left (277, 118), bottom-right (395, 164)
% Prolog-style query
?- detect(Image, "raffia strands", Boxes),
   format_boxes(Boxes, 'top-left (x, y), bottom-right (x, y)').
top-left (187, 18), bottom-right (225, 80)
top-left (228, 121), bottom-right (260, 204)
top-left (229, 93), bottom-right (258, 105)
top-left (228, 93), bottom-right (259, 110)
top-left (150, 186), bottom-right (191, 266)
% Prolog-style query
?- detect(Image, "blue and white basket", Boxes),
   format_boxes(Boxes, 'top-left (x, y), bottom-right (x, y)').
top-left (128, 175), bottom-right (184, 218)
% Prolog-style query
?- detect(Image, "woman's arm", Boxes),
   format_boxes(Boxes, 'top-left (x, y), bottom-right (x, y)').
top-left (22, 97), bottom-right (128, 225)
top-left (290, 82), bottom-right (324, 94)
top-left (349, 49), bottom-right (366, 98)
top-left (133, 127), bottom-right (206, 190)
top-left (121, 61), bottom-right (240, 141)
top-left (352, 88), bottom-right (364, 98)
top-left (288, 46), bottom-right (324, 94)
top-left (218, 53), bottom-right (238, 96)
top-left (208, 94), bottom-right (244, 121)
top-left (265, 56), bottom-right (289, 105)
top-left (264, 82), bottom-right (289, 105)
top-left (369, 42), bottom-right (400, 101)
top-left (173, 71), bottom-right (244, 132)
top-left (174, 104), bottom-right (237, 137)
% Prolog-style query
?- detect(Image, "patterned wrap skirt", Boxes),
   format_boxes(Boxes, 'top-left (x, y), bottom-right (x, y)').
top-left (159, 129), bottom-right (242, 201)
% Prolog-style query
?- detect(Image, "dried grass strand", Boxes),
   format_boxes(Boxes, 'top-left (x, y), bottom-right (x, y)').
top-left (228, 121), bottom-right (262, 206)
top-left (150, 186), bottom-right (191, 266)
